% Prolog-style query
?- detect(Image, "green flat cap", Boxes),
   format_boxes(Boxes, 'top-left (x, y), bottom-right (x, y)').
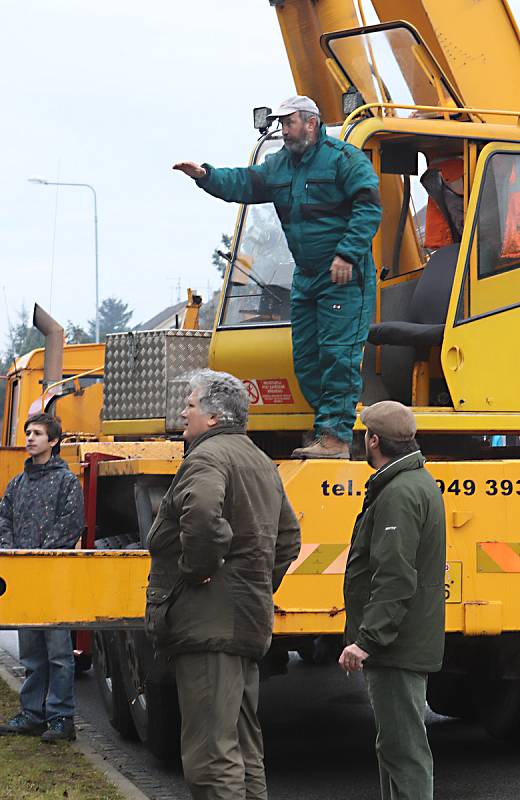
top-left (360, 400), bottom-right (417, 441)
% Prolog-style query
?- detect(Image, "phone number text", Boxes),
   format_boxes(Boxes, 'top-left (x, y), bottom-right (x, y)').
top-left (435, 478), bottom-right (520, 497)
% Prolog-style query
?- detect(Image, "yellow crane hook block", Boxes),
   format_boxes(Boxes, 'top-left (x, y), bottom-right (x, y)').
top-left (0, 550), bottom-right (150, 629)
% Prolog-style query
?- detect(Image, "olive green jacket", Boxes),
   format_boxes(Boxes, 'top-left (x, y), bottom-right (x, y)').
top-left (344, 451), bottom-right (446, 673)
top-left (145, 427), bottom-right (301, 661)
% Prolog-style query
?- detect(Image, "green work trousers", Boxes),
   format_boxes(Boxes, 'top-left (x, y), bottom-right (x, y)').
top-left (175, 651), bottom-right (267, 800)
top-left (291, 265), bottom-right (376, 443)
top-left (365, 667), bottom-right (433, 800)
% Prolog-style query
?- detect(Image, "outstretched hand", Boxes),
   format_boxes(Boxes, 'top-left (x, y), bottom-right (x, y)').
top-left (173, 161), bottom-right (207, 179)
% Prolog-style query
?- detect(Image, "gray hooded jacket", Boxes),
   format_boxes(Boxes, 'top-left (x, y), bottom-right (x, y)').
top-left (0, 456), bottom-right (84, 549)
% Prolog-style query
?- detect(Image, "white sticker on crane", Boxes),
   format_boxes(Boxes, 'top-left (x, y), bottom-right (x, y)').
top-left (244, 379), bottom-right (263, 405)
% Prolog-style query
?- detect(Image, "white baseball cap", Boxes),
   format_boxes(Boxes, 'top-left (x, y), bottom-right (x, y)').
top-left (267, 95), bottom-right (320, 122)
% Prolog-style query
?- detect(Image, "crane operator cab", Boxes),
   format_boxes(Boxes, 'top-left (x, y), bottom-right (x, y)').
top-left (210, 21), bottom-right (520, 456)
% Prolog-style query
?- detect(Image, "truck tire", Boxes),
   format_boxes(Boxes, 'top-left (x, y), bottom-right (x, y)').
top-left (296, 640), bottom-right (316, 665)
top-left (426, 672), bottom-right (476, 720)
top-left (477, 678), bottom-right (520, 739)
top-left (117, 630), bottom-right (181, 761)
top-left (74, 651), bottom-right (93, 677)
top-left (92, 631), bottom-right (137, 739)
top-left (295, 635), bottom-right (343, 667)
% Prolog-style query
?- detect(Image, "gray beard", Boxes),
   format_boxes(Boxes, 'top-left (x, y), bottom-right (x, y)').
top-left (285, 136), bottom-right (312, 155)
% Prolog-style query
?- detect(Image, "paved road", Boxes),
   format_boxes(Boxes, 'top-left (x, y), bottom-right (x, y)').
top-left (75, 654), bottom-right (519, 800)
top-left (1, 633), bottom-right (518, 800)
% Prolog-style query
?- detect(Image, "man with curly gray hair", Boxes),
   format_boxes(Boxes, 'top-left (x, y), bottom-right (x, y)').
top-left (145, 369), bottom-right (301, 800)
top-left (187, 368), bottom-right (250, 430)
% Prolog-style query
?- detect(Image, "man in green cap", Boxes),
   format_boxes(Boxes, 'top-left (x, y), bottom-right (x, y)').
top-left (339, 400), bottom-right (446, 800)
top-left (174, 95), bottom-right (381, 459)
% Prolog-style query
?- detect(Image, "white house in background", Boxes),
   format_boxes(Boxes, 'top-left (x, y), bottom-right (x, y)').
top-left (134, 302), bottom-right (189, 331)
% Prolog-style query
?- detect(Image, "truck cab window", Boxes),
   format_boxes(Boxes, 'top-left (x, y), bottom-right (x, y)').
top-left (220, 135), bottom-right (294, 328)
top-left (478, 153), bottom-right (520, 279)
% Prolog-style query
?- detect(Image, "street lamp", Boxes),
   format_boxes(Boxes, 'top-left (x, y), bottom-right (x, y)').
top-left (29, 177), bottom-right (100, 343)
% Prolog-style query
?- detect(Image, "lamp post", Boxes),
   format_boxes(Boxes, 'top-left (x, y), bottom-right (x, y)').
top-left (29, 178), bottom-right (100, 343)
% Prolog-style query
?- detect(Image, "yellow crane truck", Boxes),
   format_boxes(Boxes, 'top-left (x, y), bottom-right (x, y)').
top-left (2, 0), bottom-right (520, 756)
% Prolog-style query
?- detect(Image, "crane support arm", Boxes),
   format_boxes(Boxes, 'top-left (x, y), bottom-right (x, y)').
top-left (372, 0), bottom-right (520, 119)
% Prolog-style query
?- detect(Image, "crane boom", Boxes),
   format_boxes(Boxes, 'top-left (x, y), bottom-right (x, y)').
top-left (371, 0), bottom-right (520, 121)
top-left (273, 1), bottom-right (520, 123)
top-left (272, 0), bottom-right (355, 122)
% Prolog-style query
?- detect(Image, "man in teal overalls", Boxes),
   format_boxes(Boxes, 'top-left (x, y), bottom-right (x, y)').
top-left (175, 96), bottom-right (381, 458)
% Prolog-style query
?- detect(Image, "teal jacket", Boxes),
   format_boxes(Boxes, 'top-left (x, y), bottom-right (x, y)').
top-left (196, 125), bottom-right (381, 275)
top-left (344, 451), bottom-right (446, 673)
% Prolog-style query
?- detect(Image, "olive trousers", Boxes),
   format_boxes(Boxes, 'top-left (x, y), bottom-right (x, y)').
top-left (175, 652), bottom-right (267, 800)
top-left (365, 667), bottom-right (434, 800)
top-left (291, 265), bottom-right (376, 443)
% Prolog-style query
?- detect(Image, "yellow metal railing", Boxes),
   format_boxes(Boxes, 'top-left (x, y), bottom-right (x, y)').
top-left (344, 102), bottom-right (520, 126)
top-left (40, 366), bottom-right (104, 411)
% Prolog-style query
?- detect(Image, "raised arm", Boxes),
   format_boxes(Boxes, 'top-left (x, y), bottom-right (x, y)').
top-left (173, 159), bottom-right (273, 206)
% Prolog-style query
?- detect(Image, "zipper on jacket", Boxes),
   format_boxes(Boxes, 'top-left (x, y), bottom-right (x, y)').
top-left (305, 178), bottom-right (336, 188)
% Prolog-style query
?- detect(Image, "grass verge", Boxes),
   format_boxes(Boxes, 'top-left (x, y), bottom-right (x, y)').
top-left (0, 677), bottom-right (125, 800)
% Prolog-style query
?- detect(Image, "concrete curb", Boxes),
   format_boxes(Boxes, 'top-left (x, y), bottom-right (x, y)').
top-left (75, 732), bottom-right (150, 800)
top-left (0, 662), bottom-right (150, 800)
top-left (0, 663), bottom-right (21, 694)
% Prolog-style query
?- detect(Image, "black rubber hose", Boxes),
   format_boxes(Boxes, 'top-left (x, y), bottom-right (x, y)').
top-left (392, 175), bottom-right (411, 276)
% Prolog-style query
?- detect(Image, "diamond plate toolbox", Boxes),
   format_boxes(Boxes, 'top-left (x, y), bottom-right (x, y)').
top-left (103, 330), bottom-right (211, 425)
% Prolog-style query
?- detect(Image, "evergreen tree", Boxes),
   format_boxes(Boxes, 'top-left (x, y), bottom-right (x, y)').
top-left (212, 234), bottom-right (232, 278)
top-left (0, 354), bottom-right (10, 422)
top-left (87, 297), bottom-right (133, 341)
top-left (0, 305), bottom-right (44, 423)
top-left (65, 321), bottom-right (93, 344)
top-left (5, 305), bottom-right (44, 361)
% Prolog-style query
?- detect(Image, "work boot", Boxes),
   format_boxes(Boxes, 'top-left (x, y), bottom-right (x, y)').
top-left (291, 434), bottom-right (350, 460)
top-left (0, 711), bottom-right (47, 737)
top-left (41, 716), bottom-right (76, 743)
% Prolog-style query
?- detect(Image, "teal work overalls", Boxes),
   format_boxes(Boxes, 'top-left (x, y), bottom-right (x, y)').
top-left (197, 125), bottom-right (381, 442)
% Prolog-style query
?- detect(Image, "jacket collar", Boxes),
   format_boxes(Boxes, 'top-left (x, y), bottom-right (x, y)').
top-left (24, 454), bottom-right (66, 480)
top-left (364, 450), bottom-right (425, 506)
top-left (185, 425), bottom-right (246, 455)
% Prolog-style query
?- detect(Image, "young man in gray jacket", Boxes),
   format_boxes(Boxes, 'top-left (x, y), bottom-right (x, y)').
top-left (0, 412), bottom-right (84, 743)
top-left (339, 400), bottom-right (446, 800)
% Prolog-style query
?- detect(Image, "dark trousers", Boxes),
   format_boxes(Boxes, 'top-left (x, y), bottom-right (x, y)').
top-left (365, 667), bottom-right (433, 800)
top-left (175, 652), bottom-right (267, 800)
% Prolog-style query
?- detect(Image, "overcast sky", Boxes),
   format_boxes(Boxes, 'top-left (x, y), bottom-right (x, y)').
top-left (1, 0), bottom-right (519, 343)
top-left (0, 0), bottom-right (295, 341)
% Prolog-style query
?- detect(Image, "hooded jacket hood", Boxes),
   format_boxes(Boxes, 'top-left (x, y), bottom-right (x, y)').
top-left (24, 455), bottom-right (69, 481)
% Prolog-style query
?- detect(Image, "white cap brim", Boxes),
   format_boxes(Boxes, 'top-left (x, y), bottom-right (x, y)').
top-left (266, 106), bottom-right (299, 122)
